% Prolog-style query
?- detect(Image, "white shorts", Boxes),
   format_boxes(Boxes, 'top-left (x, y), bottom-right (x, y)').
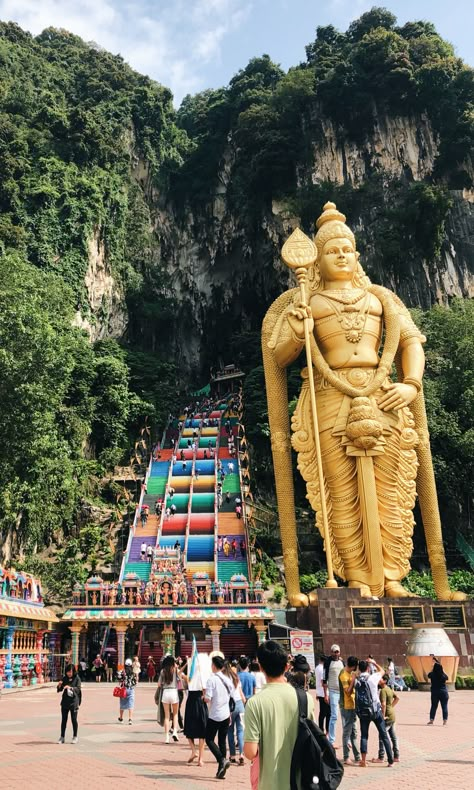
top-left (161, 688), bottom-right (179, 705)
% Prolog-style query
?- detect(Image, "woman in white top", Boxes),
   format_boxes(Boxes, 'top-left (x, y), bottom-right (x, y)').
top-left (250, 660), bottom-right (266, 693)
top-left (222, 662), bottom-right (246, 765)
top-left (132, 656), bottom-right (141, 683)
top-left (156, 655), bottom-right (179, 743)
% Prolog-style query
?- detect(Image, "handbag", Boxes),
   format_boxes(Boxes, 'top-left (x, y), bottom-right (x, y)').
top-left (113, 685), bottom-right (127, 698)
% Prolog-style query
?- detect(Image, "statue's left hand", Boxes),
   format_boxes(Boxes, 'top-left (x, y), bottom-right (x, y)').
top-left (378, 382), bottom-right (418, 412)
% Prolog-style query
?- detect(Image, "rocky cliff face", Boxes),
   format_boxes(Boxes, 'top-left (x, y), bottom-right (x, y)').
top-left (72, 232), bottom-right (128, 342)
top-left (308, 110), bottom-right (439, 186)
top-left (82, 112), bottom-right (473, 373)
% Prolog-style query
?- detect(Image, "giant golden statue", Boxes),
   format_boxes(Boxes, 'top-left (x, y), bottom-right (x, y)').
top-left (262, 202), bottom-right (465, 606)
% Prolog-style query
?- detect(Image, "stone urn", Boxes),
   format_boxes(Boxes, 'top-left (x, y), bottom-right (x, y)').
top-left (406, 622), bottom-right (459, 691)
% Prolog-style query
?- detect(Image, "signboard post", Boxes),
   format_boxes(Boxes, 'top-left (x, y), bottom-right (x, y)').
top-left (290, 630), bottom-right (316, 671)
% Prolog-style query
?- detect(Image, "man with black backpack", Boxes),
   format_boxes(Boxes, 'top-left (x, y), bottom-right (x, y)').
top-left (244, 640), bottom-right (316, 789)
top-left (355, 658), bottom-right (394, 768)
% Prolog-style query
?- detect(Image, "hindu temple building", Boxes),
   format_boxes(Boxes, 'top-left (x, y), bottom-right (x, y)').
top-left (0, 566), bottom-right (59, 687)
top-left (62, 389), bottom-right (273, 668)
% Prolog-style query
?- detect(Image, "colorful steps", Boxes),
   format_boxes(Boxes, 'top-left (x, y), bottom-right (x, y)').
top-left (218, 512), bottom-right (244, 534)
top-left (122, 561), bottom-right (152, 581)
top-left (191, 493), bottom-right (215, 513)
top-left (217, 559), bottom-right (248, 582)
top-left (189, 513), bottom-right (215, 535)
top-left (187, 535), bottom-right (214, 561)
top-left (165, 494), bottom-right (189, 512)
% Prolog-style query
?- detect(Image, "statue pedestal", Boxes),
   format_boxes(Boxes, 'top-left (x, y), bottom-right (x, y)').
top-left (291, 587), bottom-right (473, 673)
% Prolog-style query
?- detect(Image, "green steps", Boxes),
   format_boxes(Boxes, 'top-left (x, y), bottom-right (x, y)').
top-left (222, 474), bottom-right (240, 494)
top-left (147, 478), bottom-right (168, 495)
top-left (123, 562), bottom-right (151, 581)
top-left (191, 493), bottom-right (215, 513)
top-left (217, 560), bottom-right (249, 582)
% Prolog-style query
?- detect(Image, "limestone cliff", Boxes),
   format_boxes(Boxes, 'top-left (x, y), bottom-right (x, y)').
top-left (72, 232), bottom-right (128, 342)
top-left (139, 109), bottom-right (473, 372)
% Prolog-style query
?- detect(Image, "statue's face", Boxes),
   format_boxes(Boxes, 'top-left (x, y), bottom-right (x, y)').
top-left (319, 237), bottom-right (356, 283)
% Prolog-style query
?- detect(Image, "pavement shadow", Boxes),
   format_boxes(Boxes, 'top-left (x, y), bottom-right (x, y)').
top-left (428, 759), bottom-right (474, 765)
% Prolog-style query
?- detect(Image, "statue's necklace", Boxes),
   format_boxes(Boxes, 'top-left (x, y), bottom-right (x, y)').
top-left (319, 290), bottom-right (370, 343)
top-left (320, 288), bottom-right (367, 306)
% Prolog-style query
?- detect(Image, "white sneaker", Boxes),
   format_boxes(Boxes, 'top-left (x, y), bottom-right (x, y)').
top-left (71, 736), bottom-right (78, 744)
top-left (165, 733), bottom-right (170, 744)
top-left (172, 730), bottom-right (179, 742)
top-left (57, 737), bottom-right (65, 744)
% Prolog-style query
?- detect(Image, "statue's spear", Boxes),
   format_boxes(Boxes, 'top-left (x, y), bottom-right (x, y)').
top-left (281, 228), bottom-right (337, 590)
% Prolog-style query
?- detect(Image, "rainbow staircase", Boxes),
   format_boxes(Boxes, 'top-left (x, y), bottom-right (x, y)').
top-left (120, 455), bottom-right (171, 584)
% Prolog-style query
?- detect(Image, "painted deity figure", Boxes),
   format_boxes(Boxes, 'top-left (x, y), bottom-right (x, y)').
top-left (262, 202), bottom-right (464, 605)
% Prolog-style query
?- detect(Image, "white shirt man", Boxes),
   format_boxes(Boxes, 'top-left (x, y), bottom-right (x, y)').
top-left (204, 657), bottom-right (232, 779)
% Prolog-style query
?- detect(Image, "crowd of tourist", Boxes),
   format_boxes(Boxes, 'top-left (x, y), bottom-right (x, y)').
top-left (57, 640), bottom-right (450, 788)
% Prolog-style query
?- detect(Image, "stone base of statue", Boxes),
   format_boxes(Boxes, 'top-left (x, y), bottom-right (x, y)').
top-left (289, 587), bottom-right (473, 678)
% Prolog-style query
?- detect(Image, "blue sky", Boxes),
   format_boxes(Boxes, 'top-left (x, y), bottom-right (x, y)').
top-left (1, 0), bottom-right (472, 105)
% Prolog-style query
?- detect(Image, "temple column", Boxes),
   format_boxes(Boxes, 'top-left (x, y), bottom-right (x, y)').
top-left (79, 628), bottom-right (87, 661)
top-left (249, 619), bottom-right (267, 646)
top-left (70, 625), bottom-right (82, 668)
top-left (34, 628), bottom-right (45, 684)
top-left (207, 622), bottom-right (222, 653)
top-left (4, 622), bottom-right (15, 688)
top-left (115, 622), bottom-right (128, 670)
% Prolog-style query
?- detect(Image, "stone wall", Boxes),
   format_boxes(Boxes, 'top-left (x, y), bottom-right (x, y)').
top-left (294, 588), bottom-right (474, 672)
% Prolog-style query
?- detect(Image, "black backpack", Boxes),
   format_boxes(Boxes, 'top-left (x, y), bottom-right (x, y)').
top-left (290, 687), bottom-right (344, 790)
top-left (355, 675), bottom-right (376, 720)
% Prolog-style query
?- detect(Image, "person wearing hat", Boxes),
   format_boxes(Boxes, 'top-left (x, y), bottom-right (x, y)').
top-left (117, 658), bottom-right (137, 724)
top-left (323, 644), bottom-right (344, 746)
top-left (288, 654), bottom-right (310, 690)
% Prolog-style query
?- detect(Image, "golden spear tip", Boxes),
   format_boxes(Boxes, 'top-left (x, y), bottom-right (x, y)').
top-left (281, 227), bottom-right (317, 271)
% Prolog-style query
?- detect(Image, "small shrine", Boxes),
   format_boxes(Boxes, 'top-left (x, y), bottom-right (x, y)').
top-left (0, 566), bottom-right (59, 688)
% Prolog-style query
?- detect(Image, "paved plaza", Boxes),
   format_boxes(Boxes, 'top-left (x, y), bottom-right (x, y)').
top-left (0, 683), bottom-right (472, 789)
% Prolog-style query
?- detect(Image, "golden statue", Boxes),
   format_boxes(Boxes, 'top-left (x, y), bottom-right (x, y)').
top-left (262, 202), bottom-right (465, 606)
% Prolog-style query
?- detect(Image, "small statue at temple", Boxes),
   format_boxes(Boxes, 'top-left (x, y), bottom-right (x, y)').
top-left (135, 589), bottom-right (142, 606)
top-left (109, 584), bottom-right (117, 606)
top-left (172, 582), bottom-right (178, 606)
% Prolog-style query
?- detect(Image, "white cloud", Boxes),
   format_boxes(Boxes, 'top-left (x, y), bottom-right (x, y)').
top-left (0, 0), bottom-right (252, 103)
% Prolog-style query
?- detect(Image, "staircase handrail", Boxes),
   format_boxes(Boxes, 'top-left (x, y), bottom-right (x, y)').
top-left (157, 416), bottom-right (187, 550)
top-left (184, 421), bottom-right (200, 561)
top-left (118, 453), bottom-right (153, 583)
top-left (213, 412), bottom-right (223, 584)
top-left (237, 420), bottom-right (252, 582)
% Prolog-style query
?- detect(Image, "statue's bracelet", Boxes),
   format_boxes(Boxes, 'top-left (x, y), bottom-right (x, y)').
top-left (403, 377), bottom-right (422, 392)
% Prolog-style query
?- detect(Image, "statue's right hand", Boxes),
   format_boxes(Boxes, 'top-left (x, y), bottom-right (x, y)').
top-left (287, 301), bottom-right (313, 340)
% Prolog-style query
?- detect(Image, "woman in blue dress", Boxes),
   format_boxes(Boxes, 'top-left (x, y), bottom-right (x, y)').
top-left (118, 657), bottom-right (137, 724)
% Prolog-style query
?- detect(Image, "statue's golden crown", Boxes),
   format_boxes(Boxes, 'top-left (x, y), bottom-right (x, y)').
top-left (314, 201), bottom-right (356, 255)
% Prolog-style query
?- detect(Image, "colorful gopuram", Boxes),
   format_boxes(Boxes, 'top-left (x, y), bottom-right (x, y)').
top-left (0, 566), bottom-right (59, 688)
top-left (63, 392), bottom-right (273, 668)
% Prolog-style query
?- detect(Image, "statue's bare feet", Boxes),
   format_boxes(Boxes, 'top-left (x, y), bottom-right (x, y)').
top-left (349, 581), bottom-right (372, 597)
top-left (288, 592), bottom-right (309, 607)
top-left (384, 581), bottom-right (416, 598)
top-left (308, 590), bottom-right (319, 606)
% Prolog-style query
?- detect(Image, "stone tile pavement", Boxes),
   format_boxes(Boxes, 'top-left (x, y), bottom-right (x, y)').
top-left (0, 683), bottom-right (472, 789)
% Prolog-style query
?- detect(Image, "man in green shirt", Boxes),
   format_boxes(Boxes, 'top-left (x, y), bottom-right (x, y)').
top-left (244, 640), bottom-right (315, 790)
top-left (375, 673), bottom-right (400, 762)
